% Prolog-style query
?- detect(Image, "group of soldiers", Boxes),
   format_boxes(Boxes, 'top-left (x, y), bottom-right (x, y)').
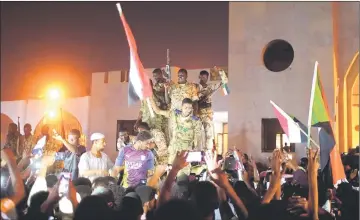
top-left (119, 67), bottom-right (222, 174)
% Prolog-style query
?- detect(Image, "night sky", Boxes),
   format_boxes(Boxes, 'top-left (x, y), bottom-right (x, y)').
top-left (1, 2), bottom-right (228, 101)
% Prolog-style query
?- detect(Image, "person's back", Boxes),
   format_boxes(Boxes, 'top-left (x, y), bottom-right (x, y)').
top-left (190, 181), bottom-right (219, 220)
top-left (74, 195), bottom-right (113, 220)
top-left (154, 199), bottom-right (199, 220)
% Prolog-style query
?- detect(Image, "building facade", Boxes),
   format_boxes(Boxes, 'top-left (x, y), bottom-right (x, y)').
top-left (228, 2), bottom-right (359, 164)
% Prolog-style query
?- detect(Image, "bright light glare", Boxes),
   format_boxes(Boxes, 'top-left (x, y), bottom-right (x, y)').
top-left (48, 89), bottom-right (61, 100)
top-left (48, 110), bottom-right (56, 118)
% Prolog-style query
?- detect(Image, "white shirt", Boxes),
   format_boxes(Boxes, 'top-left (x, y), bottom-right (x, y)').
top-left (78, 152), bottom-right (114, 182)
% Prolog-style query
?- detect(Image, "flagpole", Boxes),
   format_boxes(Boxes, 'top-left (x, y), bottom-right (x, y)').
top-left (307, 61), bottom-right (319, 149)
top-left (270, 100), bottom-right (320, 148)
top-left (146, 98), bottom-right (155, 118)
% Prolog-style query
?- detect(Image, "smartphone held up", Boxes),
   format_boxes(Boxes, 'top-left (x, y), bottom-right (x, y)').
top-left (59, 172), bottom-right (71, 196)
top-left (186, 151), bottom-right (203, 163)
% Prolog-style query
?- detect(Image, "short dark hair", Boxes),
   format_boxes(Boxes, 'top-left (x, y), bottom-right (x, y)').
top-left (182, 98), bottom-right (193, 105)
top-left (154, 199), bottom-right (199, 220)
top-left (178, 68), bottom-right (188, 75)
top-left (69, 129), bottom-right (81, 137)
top-left (45, 174), bottom-right (58, 188)
top-left (73, 177), bottom-right (92, 188)
top-left (92, 177), bottom-right (110, 190)
top-left (136, 130), bottom-right (153, 142)
top-left (153, 68), bottom-right (163, 74)
top-left (8, 123), bottom-right (17, 129)
top-left (243, 153), bottom-right (249, 161)
top-left (24, 123), bottom-right (32, 129)
top-left (300, 157), bottom-right (308, 168)
top-left (190, 181), bottom-right (219, 218)
top-left (199, 70), bottom-right (209, 77)
top-left (138, 122), bottom-right (151, 131)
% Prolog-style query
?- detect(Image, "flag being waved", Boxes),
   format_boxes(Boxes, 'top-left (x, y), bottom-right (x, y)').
top-left (219, 69), bottom-right (230, 95)
top-left (307, 61), bottom-right (346, 185)
top-left (270, 100), bottom-right (309, 144)
top-left (116, 3), bottom-right (153, 105)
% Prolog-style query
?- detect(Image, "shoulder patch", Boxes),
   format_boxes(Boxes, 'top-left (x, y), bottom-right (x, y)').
top-left (192, 115), bottom-right (200, 120)
top-left (174, 109), bottom-right (181, 115)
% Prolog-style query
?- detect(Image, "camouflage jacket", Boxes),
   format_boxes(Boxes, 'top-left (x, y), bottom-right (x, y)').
top-left (171, 109), bottom-right (202, 143)
top-left (168, 82), bottom-right (199, 110)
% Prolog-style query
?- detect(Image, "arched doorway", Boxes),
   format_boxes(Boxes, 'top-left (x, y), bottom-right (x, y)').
top-left (351, 76), bottom-right (359, 148)
top-left (33, 109), bottom-right (85, 145)
top-left (0, 114), bottom-right (14, 147)
top-left (343, 52), bottom-right (359, 151)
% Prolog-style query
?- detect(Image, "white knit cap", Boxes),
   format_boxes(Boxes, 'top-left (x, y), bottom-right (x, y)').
top-left (90, 133), bottom-right (105, 141)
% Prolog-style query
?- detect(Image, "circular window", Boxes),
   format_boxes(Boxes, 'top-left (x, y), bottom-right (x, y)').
top-left (263, 39), bottom-right (294, 72)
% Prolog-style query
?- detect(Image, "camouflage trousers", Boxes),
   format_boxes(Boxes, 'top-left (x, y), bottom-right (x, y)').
top-left (145, 116), bottom-right (169, 145)
top-left (199, 108), bottom-right (214, 151)
top-left (168, 139), bottom-right (193, 176)
top-left (145, 115), bottom-right (164, 131)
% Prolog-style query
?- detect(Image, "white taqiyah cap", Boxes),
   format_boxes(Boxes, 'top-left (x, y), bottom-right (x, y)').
top-left (90, 133), bottom-right (105, 141)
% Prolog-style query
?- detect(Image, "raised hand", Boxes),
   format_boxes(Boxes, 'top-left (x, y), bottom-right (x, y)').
top-left (52, 129), bottom-right (63, 142)
top-left (172, 151), bottom-right (189, 171)
top-left (205, 150), bottom-right (229, 189)
top-left (307, 148), bottom-right (319, 174)
top-left (204, 150), bottom-right (221, 172)
top-left (47, 177), bottom-right (61, 202)
top-left (287, 196), bottom-right (309, 213)
top-left (271, 149), bottom-right (282, 177)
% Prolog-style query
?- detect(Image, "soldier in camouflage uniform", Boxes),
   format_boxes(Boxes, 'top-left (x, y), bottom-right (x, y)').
top-left (150, 97), bottom-right (202, 176)
top-left (165, 68), bottom-right (199, 144)
top-left (196, 70), bottom-right (222, 151)
top-left (4, 123), bottom-right (21, 160)
top-left (20, 123), bottom-right (35, 158)
top-left (137, 122), bottom-right (168, 166)
top-left (135, 68), bottom-right (169, 141)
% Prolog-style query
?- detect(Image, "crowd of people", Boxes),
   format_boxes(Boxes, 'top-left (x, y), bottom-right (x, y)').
top-left (1, 67), bottom-right (359, 220)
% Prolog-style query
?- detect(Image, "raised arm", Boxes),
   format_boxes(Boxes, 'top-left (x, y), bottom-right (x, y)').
top-left (134, 102), bottom-right (145, 130)
top-left (149, 97), bottom-right (170, 117)
top-left (307, 149), bottom-right (319, 220)
top-left (164, 83), bottom-right (171, 105)
top-left (1, 149), bottom-right (25, 211)
top-left (191, 83), bottom-right (199, 116)
top-left (53, 133), bottom-right (77, 154)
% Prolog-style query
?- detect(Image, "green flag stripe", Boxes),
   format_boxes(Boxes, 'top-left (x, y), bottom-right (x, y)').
top-left (311, 70), bottom-right (330, 125)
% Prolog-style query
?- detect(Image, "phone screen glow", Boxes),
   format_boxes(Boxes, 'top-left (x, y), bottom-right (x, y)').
top-left (186, 152), bottom-right (202, 162)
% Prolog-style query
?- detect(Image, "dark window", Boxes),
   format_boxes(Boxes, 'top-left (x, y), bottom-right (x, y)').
top-left (116, 120), bottom-right (137, 151)
top-left (261, 118), bottom-right (295, 152)
top-left (263, 39), bottom-right (294, 72)
top-left (120, 70), bottom-right (129, 83)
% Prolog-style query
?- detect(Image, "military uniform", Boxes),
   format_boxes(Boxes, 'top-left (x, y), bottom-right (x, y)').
top-left (197, 82), bottom-right (221, 150)
top-left (4, 134), bottom-right (20, 159)
top-left (167, 82), bottom-right (199, 143)
top-left (168, 109), bottom-right (202, 175)
top-left (20, 134), bottom-right (35, 158)
top-left (141, 81), bottom-right (169, 141)
top-left (150, 128), bottom-right (168, 165)
top-left (168, 82), bottom-right (199, 111)
top-left (140, 99), bottom-right (165, 131)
